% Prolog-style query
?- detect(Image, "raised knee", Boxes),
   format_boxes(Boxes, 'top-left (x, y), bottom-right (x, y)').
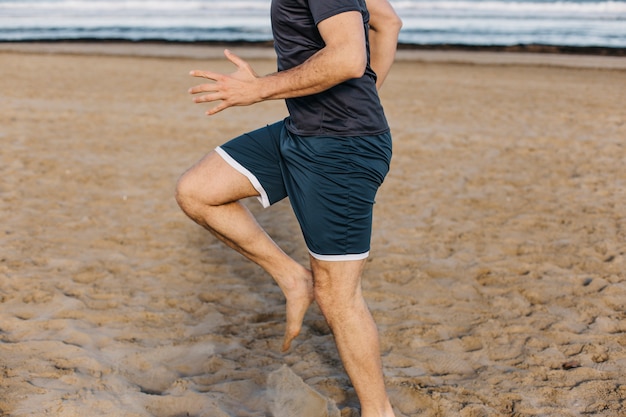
top-left (175, 167), bottom-right (232, 221)
top-left (174, 173), bottom-right (188, 206)
top-left (175, 171), bottom-right (202, 216)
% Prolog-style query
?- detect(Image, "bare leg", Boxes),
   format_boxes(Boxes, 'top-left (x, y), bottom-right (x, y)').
top-left (310, 257), bottom-right (395, 417)
top-left (176, 151), bottom-right (313, 351)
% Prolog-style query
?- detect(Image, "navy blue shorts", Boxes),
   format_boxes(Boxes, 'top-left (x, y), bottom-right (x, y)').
top-left (216, 120), bottom-right (392, 261)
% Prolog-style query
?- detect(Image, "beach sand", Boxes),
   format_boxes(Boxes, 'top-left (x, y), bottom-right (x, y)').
top-left (1, 43), bottom-right (625, 416)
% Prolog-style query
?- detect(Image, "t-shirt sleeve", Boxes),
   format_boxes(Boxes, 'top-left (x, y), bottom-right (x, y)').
top-left (309, 0), bottom-right (363, 25)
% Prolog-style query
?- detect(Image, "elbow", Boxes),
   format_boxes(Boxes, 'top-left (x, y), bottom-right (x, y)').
top-left (384, 14), bottom-right (403, 37)
top-left (370, 11), bottom-right (403, 36)
top-left (330, 50), bottom-right (366, 80)
top-left (392, 15), bottom-right (403, 34)
top-left (393, 17), bottom-right (403, 37)
top-left (392, 14), bottom-right (403, 32)
top-left (325, 31), bottom-right (368, 80)
top-left (350, 56), bottom-right (368, 79)
top-left (344, 47), bottom-right (368, 79)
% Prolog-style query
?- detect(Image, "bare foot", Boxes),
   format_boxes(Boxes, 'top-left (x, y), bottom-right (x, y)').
top-left (281, 269), bottom-right (314, 352)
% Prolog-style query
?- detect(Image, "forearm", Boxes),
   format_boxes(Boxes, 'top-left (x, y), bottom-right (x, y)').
top-left (257, 11), bottom-right (367, 101)
top-left (369, 25), bottom-right (401, 89)
top-left (367, 0), bottom-right (402, 89)
top-left (258, 44), bottom-right (365, 100)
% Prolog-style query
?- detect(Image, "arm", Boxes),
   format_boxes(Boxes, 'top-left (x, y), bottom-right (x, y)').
top-left (366, 0), bottom-right (402, 89)
top-left (189, 11), bottom-right (367, 115)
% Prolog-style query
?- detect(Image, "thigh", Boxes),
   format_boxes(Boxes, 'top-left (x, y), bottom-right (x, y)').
top-left (180, 150), bottom-right (259, 206)
top-left (181, 122), bottom-right (287, 207)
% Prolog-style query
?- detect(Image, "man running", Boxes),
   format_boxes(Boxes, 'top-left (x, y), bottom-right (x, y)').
top-left (176, 0), bottom-right (401, 415)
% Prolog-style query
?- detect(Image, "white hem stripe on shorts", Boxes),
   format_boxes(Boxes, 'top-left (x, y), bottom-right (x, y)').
top-left (215, 146), bottom-right (271, 208)
top-left (309, 250), bottom-right (370, 262)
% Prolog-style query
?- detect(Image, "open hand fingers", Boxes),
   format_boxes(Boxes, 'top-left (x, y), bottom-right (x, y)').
top-left (189, 68), bottom-right (218, 95)
top-left (224, 49), bottom-right (258, 77)
top-left (188, 82), bottom-right (214, 95)
top-left (189, 69), bottom-right (221, 81)
top-left (224, 49), bottom-right (247, 70)
top-left (205, 102), bottom-right (229, 116)
top-left (189, 93), bottom-right (229, 115)
top-left (188, 81), bottom-right (231, 115)
top-left (188, 81), bottom-right (220, 102)
top-left (192, 92), bottom-right (221, 105)
top-left (188, 69), bottom-right (225, 102)
top-left (188, 49), bottom-right (259, 116)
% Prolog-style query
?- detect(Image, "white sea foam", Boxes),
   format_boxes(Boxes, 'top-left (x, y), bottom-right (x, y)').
top-left (0, 0), bottom-right (624, 46)
top-left (394, 0), bottom-right (626, 14)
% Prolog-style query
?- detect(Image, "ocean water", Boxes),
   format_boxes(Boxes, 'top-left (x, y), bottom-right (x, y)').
top-left (0, 0), bottom-right (625, 48)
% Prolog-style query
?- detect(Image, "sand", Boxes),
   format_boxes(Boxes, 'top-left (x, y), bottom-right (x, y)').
top-left (1, 43), bottom-right (625, 417)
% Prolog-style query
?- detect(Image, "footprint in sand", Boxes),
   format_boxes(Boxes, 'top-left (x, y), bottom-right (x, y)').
top-left (268, 365), bottom-right (340, 417)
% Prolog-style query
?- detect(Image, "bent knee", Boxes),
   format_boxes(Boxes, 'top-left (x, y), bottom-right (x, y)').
top-left (175, 150), bottom-right (260, 213)
top-left (174, 163), bottom-right (242, 213)
top-left (175, 165), bottom-right (219, 211)
top-left (174, 171), bottom-right (199, 215)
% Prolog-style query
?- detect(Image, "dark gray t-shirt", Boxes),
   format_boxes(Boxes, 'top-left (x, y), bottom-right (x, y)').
top-left (271, 0), bottom-right (390, 136)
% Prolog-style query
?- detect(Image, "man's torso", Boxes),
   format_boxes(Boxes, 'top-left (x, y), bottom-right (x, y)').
top-left (270, 0), bottom-right (389, 136)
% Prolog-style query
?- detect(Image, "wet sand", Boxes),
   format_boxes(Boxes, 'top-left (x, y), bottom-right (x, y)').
top-left (1, 43), bottom-right (625, 416)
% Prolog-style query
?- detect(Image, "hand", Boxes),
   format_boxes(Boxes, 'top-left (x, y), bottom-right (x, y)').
top-left (188, 49), bottom-right (261, 115)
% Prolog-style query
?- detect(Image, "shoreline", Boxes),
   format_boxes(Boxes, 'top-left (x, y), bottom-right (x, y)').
top-left (3, 39), bottom-right (626, 56)
top-left (1, 40), bottom-right (626, 70)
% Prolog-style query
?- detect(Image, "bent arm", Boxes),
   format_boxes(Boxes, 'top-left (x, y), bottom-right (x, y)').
top-left (366, 0), bottom-right (402, 89)
top-left (189, 10), bottom-right (368, 115)
top-left (259, 10), bottom-right (367, 100)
